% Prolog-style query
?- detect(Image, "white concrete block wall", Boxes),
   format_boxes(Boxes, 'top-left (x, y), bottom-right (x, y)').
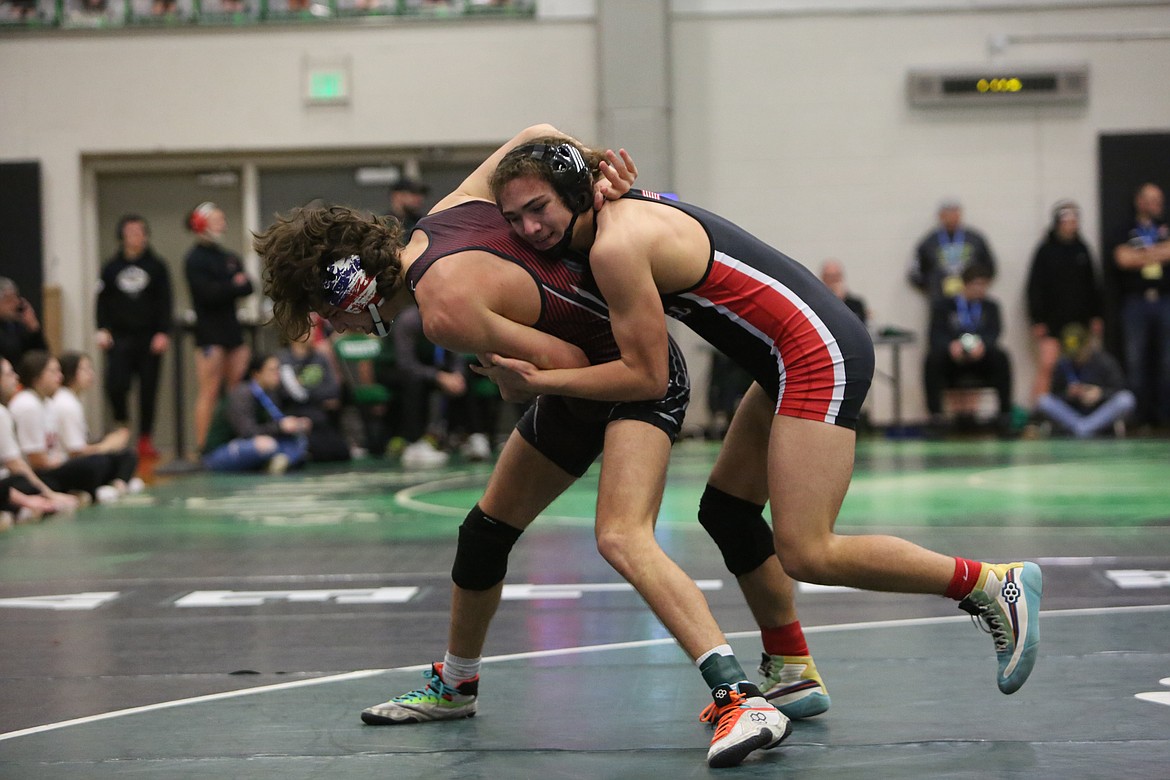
top-left (1, 0), bottom-right (1168, 427)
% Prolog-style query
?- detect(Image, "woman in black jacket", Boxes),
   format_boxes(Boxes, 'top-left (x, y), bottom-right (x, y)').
top-left (183, 202), bottom-right (254, 452)
top-left (1025, 200), bottom-right (1103, 403)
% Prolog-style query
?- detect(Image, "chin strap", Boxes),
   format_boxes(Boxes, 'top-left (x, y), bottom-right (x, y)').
top-left (553, 210), bottom-right (583, 256)
top-left (369, 302), bottom-right (390, 338)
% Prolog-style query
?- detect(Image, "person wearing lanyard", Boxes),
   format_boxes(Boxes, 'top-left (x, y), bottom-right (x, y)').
top-left (923, 263), bottom-right (1013, 431)
top-left (1110, 182), bottom-right (1170, 428)
top-left (1035, 324), bottom-right (1135, 438)
top-left (909, 198), bottom-right (996, 303)
top-left (200, 353), bottom-right (311, 474)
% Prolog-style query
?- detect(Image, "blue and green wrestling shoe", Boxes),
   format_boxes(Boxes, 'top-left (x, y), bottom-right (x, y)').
top-left (360, 662), bottom-right (478, 724)
top-left (959, 561), bottom-right (1043, 694)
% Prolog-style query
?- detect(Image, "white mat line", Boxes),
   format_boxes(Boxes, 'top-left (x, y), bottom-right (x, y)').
top-left (2, 602), bottom-right (1167, 743)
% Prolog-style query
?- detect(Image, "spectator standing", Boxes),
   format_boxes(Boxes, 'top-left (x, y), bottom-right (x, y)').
top-left (909, 199), bottom-right (996, 303)
top-left (183, 202), bottom-right (254, 452)
top-left (1025, 201), bottom-right (1103, 403)
top-left (923, 264), bottom-right (1013, 432)
top-left (1110, 182), bottom-right (1170, 428)
top-left (201, 353), bottom-right (311, 473)
top-left (0, 277), bottom-right (48, 369)
top-left (1035, 324), bottom-right (1135, 438)
top-left (96, 214), bottom-right (173, 459)
top-left (820, 258), bottom-right (868, 325)
top-left (54, 352), bottom-right (143, 494)
top-left (387, 178), bottom-right (430, 235)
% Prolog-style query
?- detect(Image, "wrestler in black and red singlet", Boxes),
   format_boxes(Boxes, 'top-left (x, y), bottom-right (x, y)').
top-left (621, 190), bottom-right (874, 430)
top-left (406, 200), bottom-right (690, 476)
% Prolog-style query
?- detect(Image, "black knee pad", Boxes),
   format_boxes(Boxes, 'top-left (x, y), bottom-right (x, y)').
top-left (451, 505), bottom-right (524, 591)
top-left (698, 484), bottom-right (775, 576)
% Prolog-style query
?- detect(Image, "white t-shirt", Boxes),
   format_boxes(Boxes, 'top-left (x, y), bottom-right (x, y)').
top-left (7, 389), bottom-right (66, 466)
top-left (51, 387), bottom-right (89, 454)
top-left (0, 405), bottom-right (22, 479)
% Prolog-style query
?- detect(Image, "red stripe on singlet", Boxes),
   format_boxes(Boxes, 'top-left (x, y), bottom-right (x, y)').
top-left (694, 255), bottom-right (841, 422)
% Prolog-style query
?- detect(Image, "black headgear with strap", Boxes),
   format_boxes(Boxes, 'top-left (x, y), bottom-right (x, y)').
top-left (515, 142), bottom-right (593, 215)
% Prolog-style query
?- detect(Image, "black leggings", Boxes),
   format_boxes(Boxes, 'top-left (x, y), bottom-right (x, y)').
top-left (0, 475), bottom-right (38, 513)
top-left (105, 334), bottom-right (163, 435)
top-left (37, 452), bottom-right (131, 499)
top-left (924, 346), bottom-right (1013, 416)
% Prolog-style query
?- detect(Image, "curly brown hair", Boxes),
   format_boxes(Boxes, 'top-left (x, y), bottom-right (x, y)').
top-left (488, 135), bottom-right (605, 210)
top-left (254, 205), bottom-right (406, 341)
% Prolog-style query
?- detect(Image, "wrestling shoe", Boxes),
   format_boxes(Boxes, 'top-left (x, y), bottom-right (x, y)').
top-left (699, 653), bottom-right (829, 723)
top-left (705, 683), bottom-right (791, 769)
top-left (360, 663), bottom-right (478, 725)
top-left (959, 561), bottom-right (1043, 694)
top-left (757, 653), bottom-right (831, 718)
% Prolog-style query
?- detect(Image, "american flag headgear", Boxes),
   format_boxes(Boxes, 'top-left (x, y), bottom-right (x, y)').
top-left (323, 254), bottom-right (390, 337)
top-left (324, 254), bottom-right (381, 314)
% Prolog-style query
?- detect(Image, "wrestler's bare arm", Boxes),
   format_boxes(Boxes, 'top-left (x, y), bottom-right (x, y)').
top-left (448, 124), bottom-right (561, 205)
top-left (415, 261), bottom-right (588, 373)
top-left (426, 303), bottom-right (588, 372)
top-left (475, 214), bottom-right (671, 403)
top-left (441, 124), bottom-right (636, 211)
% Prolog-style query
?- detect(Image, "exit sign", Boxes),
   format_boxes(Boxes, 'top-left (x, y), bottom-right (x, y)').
top-left (304, 58), bottom-right (350, 105)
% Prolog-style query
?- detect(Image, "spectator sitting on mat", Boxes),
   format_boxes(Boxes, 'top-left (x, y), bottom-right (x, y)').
top-left (201, 353), bottom-right (312, 474)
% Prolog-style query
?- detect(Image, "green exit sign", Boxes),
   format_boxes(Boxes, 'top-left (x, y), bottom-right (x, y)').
top-left (304, 64), bottom-right (350, 105)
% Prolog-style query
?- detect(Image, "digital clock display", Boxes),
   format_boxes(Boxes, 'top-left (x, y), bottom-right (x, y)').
top-left (907, 64), bottom-right (1088, 107)
top-left (941, 74), bottom-right (1060, 96)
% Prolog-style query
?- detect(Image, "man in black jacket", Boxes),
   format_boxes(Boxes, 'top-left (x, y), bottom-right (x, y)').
top-left (95, 215), bottom-right (173, 459)
top-left (923, 263), bottom-right (1013, 430)
top-left (909, 199), bottom-right (996, 303)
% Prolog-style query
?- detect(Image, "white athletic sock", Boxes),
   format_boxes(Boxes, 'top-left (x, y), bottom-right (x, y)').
top-left (441, 651), bottom-right (481, 687)
top-left (695, 644), bottom-right (735, 668)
